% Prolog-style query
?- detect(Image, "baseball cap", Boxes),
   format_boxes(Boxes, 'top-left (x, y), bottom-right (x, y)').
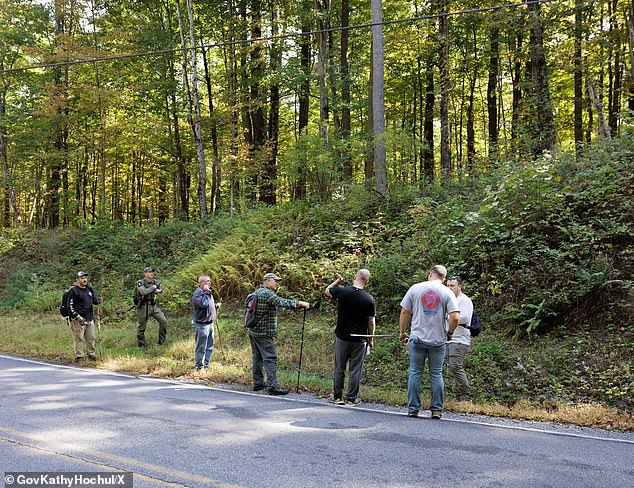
top-left (262, 272), bottom-right (282, 281)
top-left (77, 271), bottom-right (89, 278)
top-left (144, 267), bottom-right (155, 273)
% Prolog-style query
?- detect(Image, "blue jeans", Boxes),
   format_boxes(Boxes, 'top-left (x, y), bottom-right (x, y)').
top-left (193, 322), bottom-right (214, 368)
top-left (407, 339), bottom-right (446, 413)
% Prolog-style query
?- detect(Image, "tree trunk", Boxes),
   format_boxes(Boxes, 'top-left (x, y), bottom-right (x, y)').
top-left (341, 0), bottom-right (352, 181)
top-left (528, 1), bottom-right (556, 154)
top-left (487, 26), bottom-right (499, 166)
top-left (184, 0), bottom-right (208, 219)
top-left (511, 31), bottom-right (523, 154)
top-left (574, 0), bottom-right (584, 153)
top-left (439, 0), bottom-right (451, 179)
top-left (262, 2), bottom-right (280, 205)
top-left (587, 77), bottom-right (612, 139)
top-left (202, 43), bottom-right (221, 211)
top-left (423, 56), bottom-right (435, 182)
top-left (315, 0), bottom-right (330, 145)
top-left (371, 0), bottom-right (387, 195)
top-left (295, 2), bottom-right (311, 200)
top-left (0, 82), bottom-right (21, 227)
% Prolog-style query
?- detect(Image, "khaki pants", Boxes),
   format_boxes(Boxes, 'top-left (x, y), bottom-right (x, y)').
top-left (70, 318), bottom-right (96, 359)
top-left (446, 342), bottom-right (470, 401)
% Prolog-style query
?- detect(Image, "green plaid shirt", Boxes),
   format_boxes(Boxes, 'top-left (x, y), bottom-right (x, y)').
top-left (249, 285), bottom-right (299, 337)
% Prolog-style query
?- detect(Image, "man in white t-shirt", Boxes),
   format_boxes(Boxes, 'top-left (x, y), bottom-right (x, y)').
top-left (399, 265), bottom-right (459, 419)
top-left (446, 276), bottom-right (474, 401)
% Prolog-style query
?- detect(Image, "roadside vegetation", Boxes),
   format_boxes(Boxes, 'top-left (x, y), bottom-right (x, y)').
top-left (0, 137), bottom-right (632, 431)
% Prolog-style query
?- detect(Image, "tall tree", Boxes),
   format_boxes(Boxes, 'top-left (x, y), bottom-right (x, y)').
top-left (527, 0), bottom-right (556, 154)
top-left (439, 0), bottom-right (451, 179)
top-left (371, 0), bottom-right (387, 194)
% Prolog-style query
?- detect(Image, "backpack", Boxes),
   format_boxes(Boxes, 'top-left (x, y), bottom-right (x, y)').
top-left (133, 285), bottom-right (141, 306)
top-left (243, 292), bottom-right (259, 328)
top-left (467, 309), bottom-right (481, 337)
top-left (59, 287), bottom-right (73, 318)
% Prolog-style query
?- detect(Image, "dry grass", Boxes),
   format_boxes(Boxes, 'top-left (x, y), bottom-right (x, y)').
top-left (0, 312), bottom-right (632, 432)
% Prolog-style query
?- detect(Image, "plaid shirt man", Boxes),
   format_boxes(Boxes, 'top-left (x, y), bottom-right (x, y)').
top-left (250, 284), bottom-right (299, 337)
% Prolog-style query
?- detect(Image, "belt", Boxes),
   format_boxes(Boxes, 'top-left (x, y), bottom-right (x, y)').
top-left (194, 321), bottom-right (213, 325)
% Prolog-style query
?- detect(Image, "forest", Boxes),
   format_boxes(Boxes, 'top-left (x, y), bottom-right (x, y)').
top-left (0, 0), bottom-right (632, 226)
top-left (0, 1), bottom-right (633, 426)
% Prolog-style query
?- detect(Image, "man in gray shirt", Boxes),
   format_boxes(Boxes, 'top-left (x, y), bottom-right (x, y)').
top-left (399, 265), bottom-right (459, 419)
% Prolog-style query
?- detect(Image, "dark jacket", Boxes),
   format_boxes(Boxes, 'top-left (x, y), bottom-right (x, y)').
top-left (69, 285), bottom-right (98, 321)
top-left (192, 287), bottom-right (217, 324)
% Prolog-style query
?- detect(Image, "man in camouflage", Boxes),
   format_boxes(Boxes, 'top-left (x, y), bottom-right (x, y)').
top-left (136, 266), bottom-right (168, 347)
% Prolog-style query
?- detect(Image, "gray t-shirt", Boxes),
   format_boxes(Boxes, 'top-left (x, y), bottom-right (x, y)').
top-left (400, 280), bottom-right (459, 346)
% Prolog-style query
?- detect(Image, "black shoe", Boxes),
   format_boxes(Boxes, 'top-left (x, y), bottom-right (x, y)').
top-left (253, 384), bottom-right (267, 391)
top-left (88, 355), bottom-right (97, 361)
top-left (268, 386), bottom-right (290, 396)
top-left (407, 411), bottom-right (419, 418)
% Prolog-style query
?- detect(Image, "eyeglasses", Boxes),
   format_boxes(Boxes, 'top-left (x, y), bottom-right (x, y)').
top-left (447, 275), bottom-right (462, 284)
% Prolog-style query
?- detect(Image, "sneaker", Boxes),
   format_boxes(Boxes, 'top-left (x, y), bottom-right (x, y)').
top-left (328, 394), bottom-right (345, 405)
top-left (268, 386), bottom-right (290, 396)
top-left (345, 398), bottom-right (362, 407)
top-left (407, 411), bottom-right (419, 418)
top-left (253, 384), bottom-right (267, 391)
top-left (431, 410), bottom-right (442, 419)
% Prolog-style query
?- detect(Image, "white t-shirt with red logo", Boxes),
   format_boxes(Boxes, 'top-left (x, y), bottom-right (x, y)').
top-left (400, 280), bottom-right (459, 346)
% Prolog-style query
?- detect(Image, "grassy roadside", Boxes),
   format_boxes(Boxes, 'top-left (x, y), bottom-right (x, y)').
top-left (1, 309), bottom-right (631, 432)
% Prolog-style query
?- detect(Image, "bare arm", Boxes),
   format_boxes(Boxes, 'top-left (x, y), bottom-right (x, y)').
top-left (367, 316), bottom-right (376, 349)
top-left (447, 311), bottom-right (460, 339)
top-left (324, 273), bottom-right (344, 298)
top-left (399, 308), bottom-right (410, 344)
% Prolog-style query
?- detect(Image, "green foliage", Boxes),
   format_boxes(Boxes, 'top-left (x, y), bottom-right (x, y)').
top-left (1, 137), bottom-right (632, 411)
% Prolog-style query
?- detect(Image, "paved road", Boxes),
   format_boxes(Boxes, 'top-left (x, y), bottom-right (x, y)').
top-left (1, 354), bottom-right (633, 488)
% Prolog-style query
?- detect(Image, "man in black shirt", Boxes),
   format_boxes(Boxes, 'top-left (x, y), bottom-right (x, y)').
top-left (325, 269), bottom-right (376, 406)
top-left (68, 271), bottom-right (99, 362)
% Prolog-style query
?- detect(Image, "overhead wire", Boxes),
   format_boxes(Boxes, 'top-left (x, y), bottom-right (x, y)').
top-left (1, 0), bottom-right (553, 75)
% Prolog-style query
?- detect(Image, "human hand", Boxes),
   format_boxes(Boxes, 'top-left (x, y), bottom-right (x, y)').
top-left (335, 272), bottom-right (344, 283)
top-left (215, 302), bottom-right (221, 309)
top-left (298, 301), bottom-right (310, 310)
top-left (96, 296), bottom-right (103, 304)
top-left (399, 332), bottom-right (409, 344)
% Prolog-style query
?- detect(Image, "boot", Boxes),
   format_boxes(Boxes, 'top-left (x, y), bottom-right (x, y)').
top-left (137, 333), bottom-right (146, 348)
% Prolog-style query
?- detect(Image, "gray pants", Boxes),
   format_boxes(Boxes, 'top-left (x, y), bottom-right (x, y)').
top-left (447, 342), bottom-right (470, 400)
top-left (249, 333), bottom-right (279, 389)
top-left (333, 337), bottom-right (366, 402)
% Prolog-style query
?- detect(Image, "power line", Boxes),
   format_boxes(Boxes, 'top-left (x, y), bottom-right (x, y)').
top-left (1, 0), bottom-right (552, 75)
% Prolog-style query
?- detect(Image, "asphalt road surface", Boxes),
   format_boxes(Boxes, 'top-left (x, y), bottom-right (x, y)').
top-left (1, 354), bottom-right (633, 488)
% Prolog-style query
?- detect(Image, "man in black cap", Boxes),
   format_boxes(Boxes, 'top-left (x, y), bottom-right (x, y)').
top-left (136, 266), bottom-right (168, 347)
top-left (68, 271), bottom-right (99, 362)
top-left (248, 272), bottom-right (310, 395)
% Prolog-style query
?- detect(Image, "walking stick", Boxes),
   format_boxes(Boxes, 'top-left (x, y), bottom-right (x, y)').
top-left (296, 308), bottom-right (307, 393)
top-left (96, 301), bottom-right (103, 360)
top-left (215, 302), bottom-right (226, 361)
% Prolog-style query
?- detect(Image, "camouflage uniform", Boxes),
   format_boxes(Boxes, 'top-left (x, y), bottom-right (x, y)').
top-left (136, 276), bottom-right (167, 347)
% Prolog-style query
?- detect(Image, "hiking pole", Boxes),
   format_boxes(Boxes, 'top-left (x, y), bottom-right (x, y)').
top-left (296, 308), bottom-right (307, 393)
top-left (96, 301), bottom-right (103, 360)
top-left (215, 302), bottom-right (226, 361)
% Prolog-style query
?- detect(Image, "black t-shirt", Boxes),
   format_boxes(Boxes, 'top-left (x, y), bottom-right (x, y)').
top-left (69, 285), bottom-right (97, 321)
top-left (330, 286), bottom-right (375, 343)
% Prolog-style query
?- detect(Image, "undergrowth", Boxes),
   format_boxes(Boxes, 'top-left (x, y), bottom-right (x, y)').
top-left (0, 136), bottom-right (632, 424)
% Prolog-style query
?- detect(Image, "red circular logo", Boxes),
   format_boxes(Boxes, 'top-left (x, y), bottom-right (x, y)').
top-left (421, 290), bottom-right (441, 309)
